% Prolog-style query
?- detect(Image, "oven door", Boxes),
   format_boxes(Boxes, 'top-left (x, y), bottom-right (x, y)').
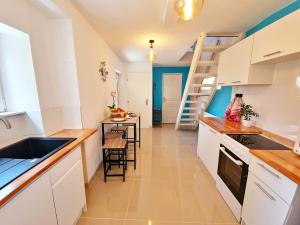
top-left (217, 145), bottom-right (248, 205)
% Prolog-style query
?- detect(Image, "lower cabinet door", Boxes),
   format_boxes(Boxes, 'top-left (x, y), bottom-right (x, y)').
top-left (52, 160), bottom-right (86, 225)
top-left (197, 122), bottom-right (221, 180)
top-left (241, 172), bottom-right (290, 225)
top-left (0, 173), bottom-right (57, 225)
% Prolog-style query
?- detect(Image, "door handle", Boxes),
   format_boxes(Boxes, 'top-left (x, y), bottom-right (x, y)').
top-left (163, 97), bottom-right (166, 103)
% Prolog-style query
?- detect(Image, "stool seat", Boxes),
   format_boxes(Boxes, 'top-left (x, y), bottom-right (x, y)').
top-left (103, 138), bottom-right (127, 149)
top-left (105, 132), bottom-right (122, 140)
top-left (111, 126), bottom-right (128, 131)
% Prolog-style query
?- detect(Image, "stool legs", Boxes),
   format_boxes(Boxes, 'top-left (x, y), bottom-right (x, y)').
top-left (103, 148), bottom-right (127, 182)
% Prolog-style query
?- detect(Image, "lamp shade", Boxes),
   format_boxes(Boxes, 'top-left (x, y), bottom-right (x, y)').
top-left (174, 0), bottom-right (204, 21)
top-left (147, 48), bottom-right (157, 62)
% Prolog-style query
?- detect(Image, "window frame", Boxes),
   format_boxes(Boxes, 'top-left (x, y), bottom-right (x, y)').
top-left (0, 71), bottom-right (7, 112)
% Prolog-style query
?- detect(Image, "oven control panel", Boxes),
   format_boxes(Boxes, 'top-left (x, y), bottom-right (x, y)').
top-left (221, 134), bottom-right (250, 164)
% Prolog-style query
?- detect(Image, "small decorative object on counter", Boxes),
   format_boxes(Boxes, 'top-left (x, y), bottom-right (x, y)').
top-left (99, 61), bottom-right (108, 82)
top-left (225, 93), bottom-right (243, 122)
top-left (294, 127), bottom-right (300, 155)
top-left (239, 103), bottom-right (259, 127)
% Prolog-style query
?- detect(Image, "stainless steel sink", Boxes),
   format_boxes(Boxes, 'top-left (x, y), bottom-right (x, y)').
top-left (0, 137), bottom-right (76, 189)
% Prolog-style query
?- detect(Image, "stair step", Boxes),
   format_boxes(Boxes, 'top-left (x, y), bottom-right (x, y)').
top-left (190, 84), bottom-right (214, 88)
top-left (186, 100), bottom-right (198, 104)
top-left (203, 45), bottom-right (230, 52)
top-left (181, 113), bottom-right (196, 116)
top-left (194, 73), bottom-right (217, 78)
top-left (184, 107), bottom-right (197, 110)
top-left (206, 32), bottom-right (241, 37)
top-left (180, 118), bottom-right (196, 122)
top-left (197, 61), bottom-right (218, 66)
top-left (188, 92), bottom-right (211, 96)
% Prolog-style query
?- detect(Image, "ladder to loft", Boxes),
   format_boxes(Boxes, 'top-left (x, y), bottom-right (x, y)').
top-left (175, 32), bottom-right (243, 130)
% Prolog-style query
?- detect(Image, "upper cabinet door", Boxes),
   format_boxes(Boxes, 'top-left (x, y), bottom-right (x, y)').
top-left (252, 10), bottom-right (300, 64)
top-left (217, 36), bottom-right (253, 85)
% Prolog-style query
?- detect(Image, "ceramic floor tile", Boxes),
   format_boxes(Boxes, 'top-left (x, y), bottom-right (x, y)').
top-left (125, 180), bottom-right (183, 222)
top-left (77, 218), bottom-right (125, 225)
top-left (77, 125), bottom-right (237, 225)
top-left (82, 174), bottom-right (134, 219)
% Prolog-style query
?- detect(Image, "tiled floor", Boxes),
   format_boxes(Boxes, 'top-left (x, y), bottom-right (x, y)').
top-left (77, 125), bottom-right (238, 225)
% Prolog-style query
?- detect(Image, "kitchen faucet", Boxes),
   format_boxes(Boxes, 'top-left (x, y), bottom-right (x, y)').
top-left (0, 116), bottom-right (12, 129)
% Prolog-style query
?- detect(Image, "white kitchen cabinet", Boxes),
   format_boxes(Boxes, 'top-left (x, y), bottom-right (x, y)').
top-left (197, 121), bottom-right (221, 180)
top-left (252, 10), bottom-right (300, 64)
top-left (242, 172), bottom-right (290, 225)
top-left (217, 36), bottom-right (274, 86)
top-left (51, 151), bottom-right (86, 225)
top-left (0, 173), bottom-right (57, 225)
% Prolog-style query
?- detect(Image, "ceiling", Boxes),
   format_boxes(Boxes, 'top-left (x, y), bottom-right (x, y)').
top-left (72, 0), bottom-right (293, 66)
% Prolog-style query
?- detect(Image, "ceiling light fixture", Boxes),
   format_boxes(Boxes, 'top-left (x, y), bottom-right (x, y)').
top-left (174, 0), bottom-right (204, 21)
top-left (147, 40), bottom-right (157, 63)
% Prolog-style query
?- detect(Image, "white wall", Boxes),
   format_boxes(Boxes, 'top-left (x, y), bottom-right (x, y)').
top-left (0, 0), bottom-right (82, 142)
top-left (26, 5), bottom-right (82, 135)
top-left (52, 0), bottom-right (126, 182)
top-left (0, 7), bottom-right (45, 143)
top-left (233, 59), bottom-right (300, 141)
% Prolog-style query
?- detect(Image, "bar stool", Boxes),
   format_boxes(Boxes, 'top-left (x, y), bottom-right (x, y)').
top-left (111, 126), bottom-right (128, 139)
top-left (102, 137), bottom-right (127, 182)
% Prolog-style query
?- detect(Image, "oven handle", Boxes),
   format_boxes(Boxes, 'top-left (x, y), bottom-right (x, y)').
top-left (220, 147), bottom-right (243, 166)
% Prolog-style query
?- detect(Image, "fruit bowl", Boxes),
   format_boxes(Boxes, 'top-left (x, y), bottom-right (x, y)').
top-left (110, 108), bottom-right (126, 118)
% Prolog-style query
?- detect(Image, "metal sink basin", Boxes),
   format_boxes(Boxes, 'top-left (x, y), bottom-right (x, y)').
top-left (0, 137), bottom-right (76, 190)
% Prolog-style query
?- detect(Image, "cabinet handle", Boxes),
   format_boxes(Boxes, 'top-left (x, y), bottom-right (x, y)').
top-left (254, 181), bottom-right (276, 201)
top-left (257, 162), bottom-right (281, 179)
top-left (218, 82), bottom-right (225, 85)
top-left (263, 51), bottom-right (282, 57)
top-left (231, 81), bottom-right (242, 84)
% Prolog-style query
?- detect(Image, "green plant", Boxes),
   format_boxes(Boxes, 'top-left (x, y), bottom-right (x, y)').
top-left (239, 103), bottom-right (259, 121)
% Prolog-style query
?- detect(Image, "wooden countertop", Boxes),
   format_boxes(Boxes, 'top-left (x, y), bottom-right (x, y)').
top-left (200, 117), bottom-right (262, 134)
top-left (0, 128), bottom-right (97, 207)
top-left (201, 117), bottom-right (300, 184)
top-left (101, 113), bottom-right (140, 124)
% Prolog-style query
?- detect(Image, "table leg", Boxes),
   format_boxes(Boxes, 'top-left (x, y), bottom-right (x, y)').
top-left (134, 123), bottom-right (136, 170)
top-left (139, 115), bottom-right (141, 147)
top-left (102, 123), bottom-right (105, 145)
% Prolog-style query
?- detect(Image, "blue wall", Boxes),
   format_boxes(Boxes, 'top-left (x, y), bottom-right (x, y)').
top-left (246, 0), bottom-right (300, 36)
top-left (206, 86), bottom-right (232, 118)
top-left (153, 67), bottom-right (190, 110)
top-left (206, 1), bottom-right (300, 118)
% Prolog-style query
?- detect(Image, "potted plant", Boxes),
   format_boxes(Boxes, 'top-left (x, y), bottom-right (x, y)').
top-left (239, 103), bottom-right (259, 127)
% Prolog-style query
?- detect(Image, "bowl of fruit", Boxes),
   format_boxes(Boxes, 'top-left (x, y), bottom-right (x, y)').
top-left (110, 107), bottom-right (126, 118)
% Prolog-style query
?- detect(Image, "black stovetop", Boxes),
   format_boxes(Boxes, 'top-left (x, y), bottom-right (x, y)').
top-left (228, 134), bottom-right (291, 150)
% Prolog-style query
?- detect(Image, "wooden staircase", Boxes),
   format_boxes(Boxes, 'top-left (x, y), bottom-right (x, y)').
top-left (175, 32), bottom-right (243, 130)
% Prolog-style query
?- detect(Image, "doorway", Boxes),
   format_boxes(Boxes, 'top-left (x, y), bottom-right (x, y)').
top-left (127, 72), bottom-right (151, 128)
top-left (162, 73), bottom-right (182, 123)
